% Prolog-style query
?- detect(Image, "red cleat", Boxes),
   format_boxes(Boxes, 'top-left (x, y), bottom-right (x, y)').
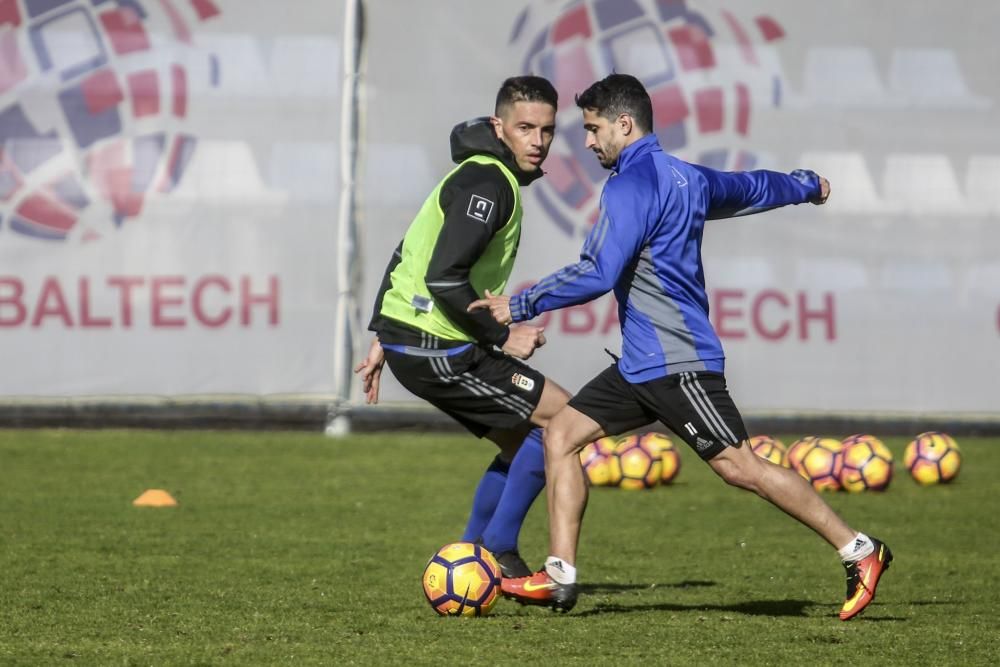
top-left (840, 537), bottom-right (893, 620)
top-left (501, 570), bottom-right (578, 612)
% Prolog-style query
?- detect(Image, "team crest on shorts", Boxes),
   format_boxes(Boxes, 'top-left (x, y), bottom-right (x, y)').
top-left (511, 373), bottom-right (535, 392)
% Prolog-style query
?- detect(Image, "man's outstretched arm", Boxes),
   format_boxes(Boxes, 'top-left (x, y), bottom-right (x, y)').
top-left (472, 183), bottom-right (645, 324)
top-left (694, 165), bottom-right (830, 220)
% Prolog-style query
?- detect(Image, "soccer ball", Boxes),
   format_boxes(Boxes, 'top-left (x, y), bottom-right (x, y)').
top-left (792, 437), bottom-right (844, 492)
top-left (839, 435), bottom-right (894, 492)
top-left (750, 435), bottom-right (787, 467)
top-left (786, 436), bottom-right (819, 472)
top-left (904, 432), bottom-right (962, 485)
top-left (615, 434), bottom-right (662, 490)
top-left (579, 436), bottom-right (622, 486)
top-left (640, 432), bottom-right (681, 484)
top-left (421, 542), bottom-right (502, 617)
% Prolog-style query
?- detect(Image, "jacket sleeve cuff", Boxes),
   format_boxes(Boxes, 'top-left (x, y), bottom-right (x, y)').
top-left (789, 169), bottom-right (820, 201)
top-left (510, 294), bottom-right (532, 323)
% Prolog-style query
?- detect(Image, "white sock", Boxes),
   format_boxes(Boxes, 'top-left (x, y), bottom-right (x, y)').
top-left (838, 532), bottom-right (874, 562)
top-left (545, 556), bottom-right (576, 585)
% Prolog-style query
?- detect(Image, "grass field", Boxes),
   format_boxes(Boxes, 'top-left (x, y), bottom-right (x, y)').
top-left (1, 429), bottom-right (998, 666)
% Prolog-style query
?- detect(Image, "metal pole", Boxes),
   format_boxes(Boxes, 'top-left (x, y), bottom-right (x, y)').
top-left (327, 0), bottom-right (363, 437)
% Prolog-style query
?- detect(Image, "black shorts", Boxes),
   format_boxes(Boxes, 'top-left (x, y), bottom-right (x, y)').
top-left (568, 365), bottom-right (748, 460)
top-left (383, 344), bottom-right (545, 438)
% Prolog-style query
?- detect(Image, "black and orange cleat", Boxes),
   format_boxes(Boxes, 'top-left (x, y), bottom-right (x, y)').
top-left (840, 537), bottom-right (893, 620)
top-left (501, 570), bottom-right (578, 612)
top-left (474, 539), bottom-right (532, 579)
top-left (493, 549), bottom-right (532, 579)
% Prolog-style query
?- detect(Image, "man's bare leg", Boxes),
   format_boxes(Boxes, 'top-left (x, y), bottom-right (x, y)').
top-left (707, 442), bottom-right (893, 620)
top-left (543, 406), bottom-right (606, 565)
top-left (707, 442), bottom-right (855, 548)
top-left (499, 405), bottom-right (604, 610)
top-left (471, 377), bottom-right (573, 577)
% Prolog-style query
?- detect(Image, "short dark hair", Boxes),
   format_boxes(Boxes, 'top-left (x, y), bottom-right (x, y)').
top-left (575, 74), bottom-right (653, 134)
top-left (495, 76), bottom-right (558, 115)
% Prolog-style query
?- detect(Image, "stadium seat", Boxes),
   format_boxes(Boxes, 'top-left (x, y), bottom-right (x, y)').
top-left (794, 258), bottom-right (869, 290)
top-left (959, 261), bottom-right (1000, 293)
top-left (706, 257), bottom-right (776, 288)
top-left (882, 154), bottom-right (968, 216)
top-left (965, 155), bottom-right (1000, 215)
top-left (174, 141), bottom-right (287, 204)
top-left (799, 151), bottom-right (898, 214)
top-left (267, 142), bottom-right (337, 202)
top-left (888, 49), bottom-right (989, 109)
top-left (880, 260), bottom-right (954, 290)
top-left (365, 143), bottom-right (436, 206)
top-left (802, 47), bottom-right (891, 107)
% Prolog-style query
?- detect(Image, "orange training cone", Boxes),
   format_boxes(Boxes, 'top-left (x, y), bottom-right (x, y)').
top-left (132, 489), bottom-right (178, 507)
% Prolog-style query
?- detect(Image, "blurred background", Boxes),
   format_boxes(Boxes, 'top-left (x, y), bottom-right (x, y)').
top-left (1, 0), bottom-right (998, 433)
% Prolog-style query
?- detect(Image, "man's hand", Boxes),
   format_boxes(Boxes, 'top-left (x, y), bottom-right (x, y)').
top-left (813, 176), bottom-right (831, 204)
top-left (468, 289), bottom-right (512, 325)
top-left (791, 169), bottom-right (830, 205)
top-left (502, 324), bottom-right (546, 360)
top-left (354, 338), bottom-right (386, 404)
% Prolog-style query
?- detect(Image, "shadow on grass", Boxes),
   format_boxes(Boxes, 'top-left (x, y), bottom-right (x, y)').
top-left (579, 580), bottom-right (716, 595)
top-left (577, 596), bottom-right (910, 621)
top-left (576, 598), bottom-right (818, 617)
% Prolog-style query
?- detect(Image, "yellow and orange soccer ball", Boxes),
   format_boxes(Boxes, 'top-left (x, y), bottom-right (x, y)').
top-left (580, 432), bottom-right (680, 488)
top-left (786, 436), bottom-right (818, 473)
top-left (421, 542), bottom-right (502, 617)
top-left (749, 435), bottom-right (788, 467)
top-left (579, 436), bottom-right (622, 487)
top-left (904, 431), bottom-right (962, 485)
top-left (839, 434), bottom-right (894, 492)
top-left (789, 437), bottom-right (844, 492)
top-left (615, 433), bottom-right (663, 490)
top-left (647, 432), bottom-right (681, 484)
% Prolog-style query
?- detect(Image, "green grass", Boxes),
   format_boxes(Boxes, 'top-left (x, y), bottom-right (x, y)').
top-left (1, 430), bottom-right (998, 666)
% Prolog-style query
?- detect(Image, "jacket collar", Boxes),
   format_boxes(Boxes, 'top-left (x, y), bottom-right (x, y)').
top-left (611, 133), bottom-right (660, 175)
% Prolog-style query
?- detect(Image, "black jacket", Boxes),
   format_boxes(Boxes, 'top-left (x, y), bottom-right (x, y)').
top-left (369, 118), bottom-right (542, 347)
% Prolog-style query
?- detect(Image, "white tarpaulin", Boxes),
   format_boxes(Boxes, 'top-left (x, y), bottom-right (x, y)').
top-left (1, 0), bottom-right (997, 417)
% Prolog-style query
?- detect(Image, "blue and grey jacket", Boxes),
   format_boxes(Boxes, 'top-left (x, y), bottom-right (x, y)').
top-left (508, 133), bottom-right (821, 383)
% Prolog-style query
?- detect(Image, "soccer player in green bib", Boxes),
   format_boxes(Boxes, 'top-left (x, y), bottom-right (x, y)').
top-left (355, 76), bottom-right (571, 579)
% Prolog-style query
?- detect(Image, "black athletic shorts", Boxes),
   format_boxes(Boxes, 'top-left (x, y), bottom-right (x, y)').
top-left (383, 343), bottom-right (545, 438)
top-left (568, 364), bottom-right (748, 460)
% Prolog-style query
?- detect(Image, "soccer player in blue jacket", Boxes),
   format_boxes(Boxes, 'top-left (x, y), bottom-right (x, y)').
top-left (471, 74), bottom-right (892, 619)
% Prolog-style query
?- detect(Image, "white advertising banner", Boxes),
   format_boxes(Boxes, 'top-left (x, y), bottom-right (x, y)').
top-left (362, 0), bottom-right (1000, 415)
top-left (0, 0), bottom-right (343, 395)
top-left (2, 1), bottom-right (997, 416)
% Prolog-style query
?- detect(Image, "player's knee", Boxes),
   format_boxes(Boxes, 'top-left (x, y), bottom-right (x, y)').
top-left (718, 464), bottom-right (752, 489)
top-left (542, 421), bottom-right (574, 457)
top-left (541, 423), bottom-right (566, 449)
top-left (711, 447), bottom-right (761, 491)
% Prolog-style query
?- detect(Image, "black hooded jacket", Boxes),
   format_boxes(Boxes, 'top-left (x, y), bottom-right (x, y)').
top-left (368, 118), bottom-right (543, 348)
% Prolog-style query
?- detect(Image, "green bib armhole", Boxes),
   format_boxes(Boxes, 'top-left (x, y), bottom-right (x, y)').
top-left (379, 154), bottom-right (523, 342)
